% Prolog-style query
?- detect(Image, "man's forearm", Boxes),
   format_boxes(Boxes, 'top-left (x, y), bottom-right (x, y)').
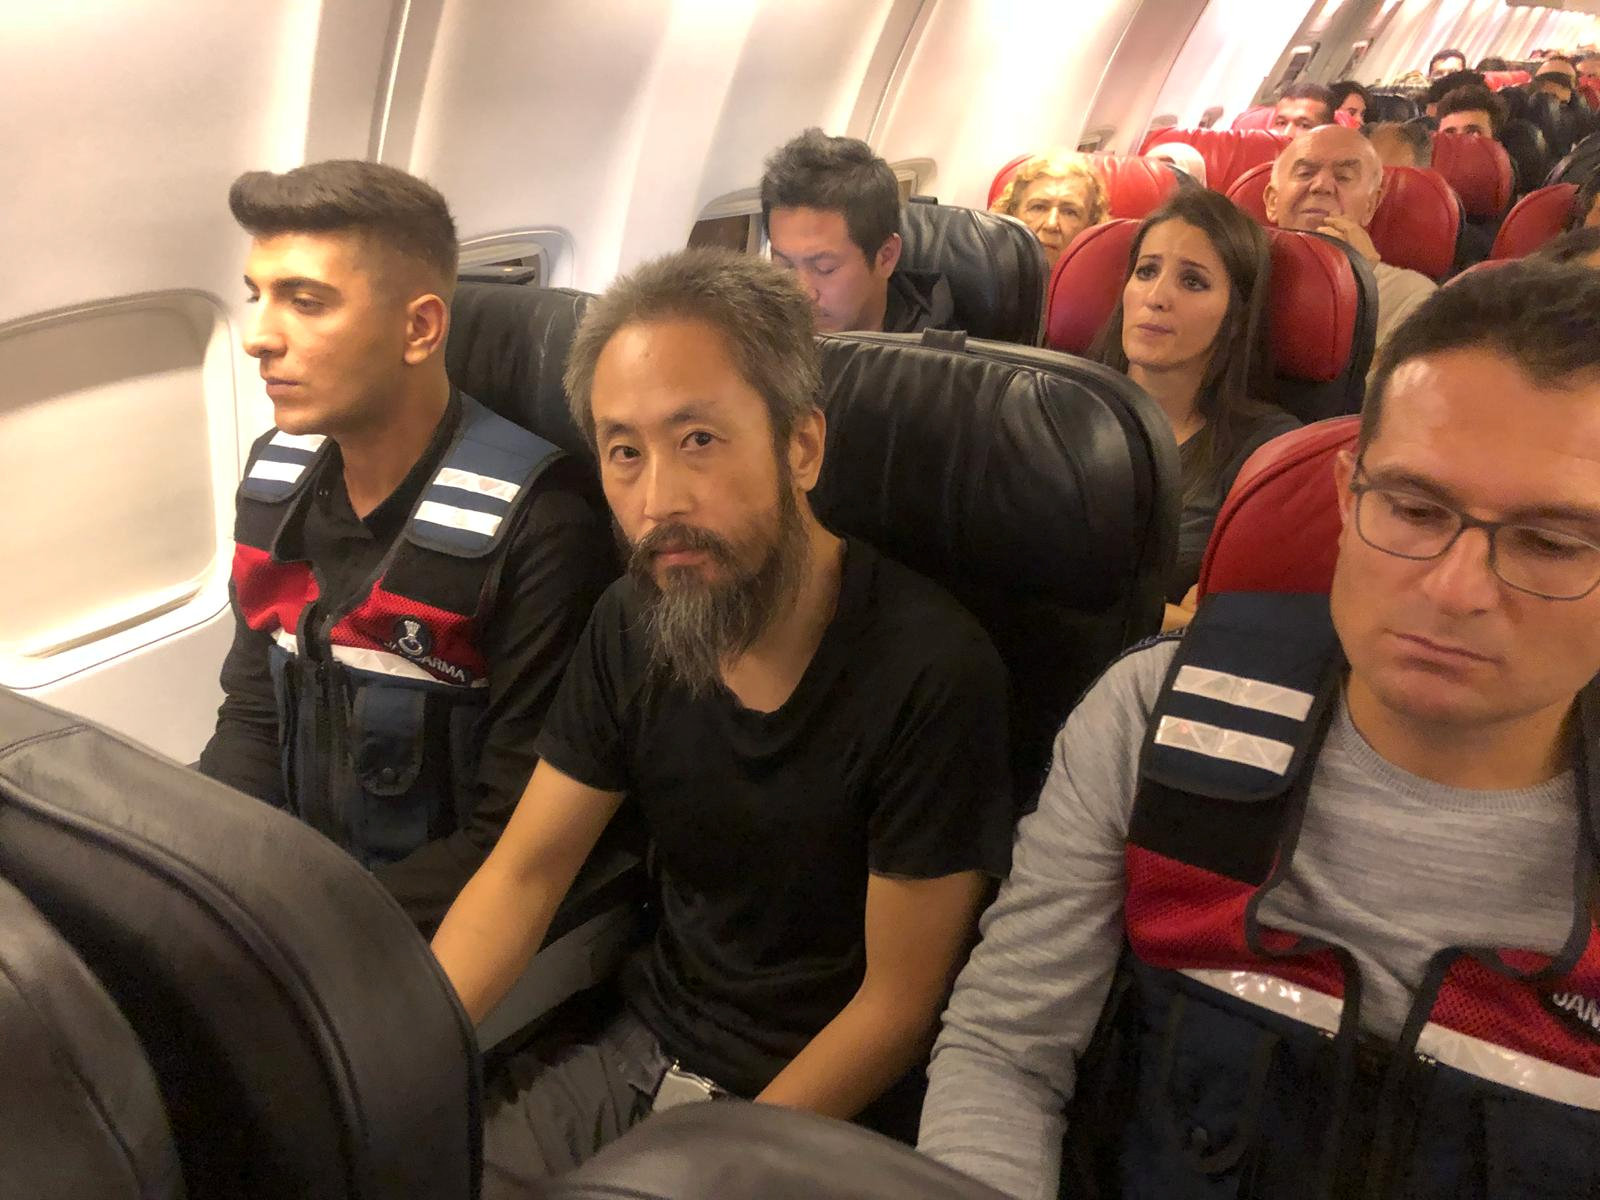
top-left (755, 989), bottom-right (936, 1119)
top-left (430, 860), bottom-right (563, 1025)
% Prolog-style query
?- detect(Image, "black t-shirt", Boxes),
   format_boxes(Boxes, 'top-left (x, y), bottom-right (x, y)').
top-left (534, 539), bottom-right (1014, 1097)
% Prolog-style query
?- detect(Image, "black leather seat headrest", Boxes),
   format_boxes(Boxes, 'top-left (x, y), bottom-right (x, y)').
top-left (897, 202), bottom-right (1048, 345)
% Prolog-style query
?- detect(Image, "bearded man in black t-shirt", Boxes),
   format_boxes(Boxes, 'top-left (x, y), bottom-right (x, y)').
top-left (431, 248), bottom-right (1014, 1193)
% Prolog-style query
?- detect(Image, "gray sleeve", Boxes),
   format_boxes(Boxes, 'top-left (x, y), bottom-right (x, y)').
top-left (917, 640), bottom-right (1176, 1200)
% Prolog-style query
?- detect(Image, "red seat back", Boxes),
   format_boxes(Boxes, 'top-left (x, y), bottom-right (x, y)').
top-left (1580, 77), bottom-right (1600, 111)
top-left (986, 153), bottom-right (1180, 220)
top-left (1483, 69), bottom-right (1530, 91)
top-left (1137, 127), bottom-right (1291, 192)
top-left (1490, 182), bottom-right (1578, 257)
top-left (1431, 131), bottom-right (1515, 218)
top-left (1226, 162), bottom-right (1460, 277)
top-left (1197, 417), bottom-right (1360, 597)
top-left (1232, 105), bottom-right (1275, 131)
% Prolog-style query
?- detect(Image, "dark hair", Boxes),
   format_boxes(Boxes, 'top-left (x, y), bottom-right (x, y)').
top-left (1531, 225), bottom-right (1600, 264)
top-left (1571, 170), bottom-right (1600, 230)
top-left (1477, 56), bottom-right (1511, 72)
top-left (1425, 69), bottom-right (1486, 106)
top-left (1364, 119), bottom-right (1435, 167)
top-left (1429, 48), bottom-right (1468, 74)
top-left (228, 159), bottom-right (457, 290)
top-left (563, 248), bottom-right (820, 452)
top-left (1277, 82), bottom-right (1336, 124)
top-left (1087, 189), bottom-right (1277, 501)
top-left (1435, 84), bottom-right (1507, 136)
top-left (759, 129), bottom-right (899, 262)
top-left (1362, 260), bottom-right (1600, 451)
top-left (1534, 71), bottom-right (1576, 95)
top-left (1331, 81), bottom-right (1371, 111)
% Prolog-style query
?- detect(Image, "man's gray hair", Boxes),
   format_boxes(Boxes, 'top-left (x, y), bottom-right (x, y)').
top-left (564, 248), bottom-right (821, 450)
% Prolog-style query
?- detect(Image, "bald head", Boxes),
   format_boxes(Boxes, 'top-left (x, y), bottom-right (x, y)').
top-left (1264, 125), bottom-right (1383, 233)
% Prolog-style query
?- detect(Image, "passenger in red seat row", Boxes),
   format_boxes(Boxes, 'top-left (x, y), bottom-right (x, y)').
top-left (1366, 119), bottom-right (1432, 169)
top-left (1086, 189), bottom-right (1297, 627)
top-left (760, 129), bottom-right (954, 335)
top-left (921, 261), bottom-right (1600, 1199)
top-left (1435, 84), bottom-right (1506, 139)
top-left (1267, 125), bottom-right (1436, 374)
top-left (988, 153), bottom-right (1108, 269)
top-left (1270, 82), bottom-right (1335, 135)
top-left (1331, 81), bottom-right (1370, 125)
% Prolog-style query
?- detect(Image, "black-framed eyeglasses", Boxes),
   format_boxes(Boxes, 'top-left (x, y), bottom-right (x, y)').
top-left (1349, 459), bottom-right (1600, 601)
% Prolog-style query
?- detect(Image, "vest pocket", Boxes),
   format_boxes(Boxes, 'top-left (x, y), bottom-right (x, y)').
top-left (351, 683), bottom-right (431, 865)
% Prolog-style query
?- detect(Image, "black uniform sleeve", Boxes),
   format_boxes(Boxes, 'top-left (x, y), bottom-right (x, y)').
top-left (372, 465), bottom-right (618, 931)
top-left (196, 592), bottom-right (288, 808)
top-left (866, 626), bottom-right (1015, 880)
top-left (528, 581), bottom-right (633, 794)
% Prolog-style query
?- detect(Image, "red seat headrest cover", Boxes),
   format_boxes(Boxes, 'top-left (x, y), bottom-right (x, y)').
top-left (1431, 131), bottom-right (1514, 218)
top-left (1225, 162), bottom-right (1273, 222)
top-left (1367, 167), bottom-right (1460, 278)
top-left (1197, 416), bottom-right (1361, 597)
top-left (1044, 221), bottom-right (1356, 385)
top-left (1490, 183), bottom-right (1579, 258)
top-left (1232, 106), bottom-right (1275, 131)
top-left (1136, 127), bottom-right (1290, 191)
top-left (987, 153), bottom-right (1179, 220)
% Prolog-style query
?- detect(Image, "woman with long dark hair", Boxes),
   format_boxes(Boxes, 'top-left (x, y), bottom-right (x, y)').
top-left (1088, 188), bottom-right (1299, 628)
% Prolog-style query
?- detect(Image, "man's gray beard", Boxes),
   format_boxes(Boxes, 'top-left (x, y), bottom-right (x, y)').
top-left (629, 487), bottom-right (809, 698)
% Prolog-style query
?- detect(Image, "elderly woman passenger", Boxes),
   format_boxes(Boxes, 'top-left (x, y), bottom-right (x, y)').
top-left (990, 153), bottom-right (1109, 268)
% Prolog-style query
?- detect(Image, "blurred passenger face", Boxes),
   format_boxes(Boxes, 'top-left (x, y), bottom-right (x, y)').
top-left (1536, 75), bottom-right (1575, 102)
top-left (1271, 97), bottom-right (1330, 135)
top-left (1015, 174), bottom-right (1096, 266)
top-left (1438, 108), bottom-right (1494, 137)
top-left (1119, 218), bottom-right (1231, 380)
top-left (1331, 348), bottom-right (1600, 738)
top-left (1579, 57), bottom-right (1600, 79)
top-left (590, 317), bottom-right (812, 693)
top-left (242, 232), bottom-right (414, 437)
top-left (1265, 126), bottom-right (1383, 232)
top-left (768, 206), bottom-right (897, 334)
top-left (1430, 54), bottom-right (1466, 80)
top-left (1544, 58), bottom-right (1579, 83)
top-left (1337, 92), bottom-right (1368, 123)
top-left (1368, 125), bottom-right (1422, 168)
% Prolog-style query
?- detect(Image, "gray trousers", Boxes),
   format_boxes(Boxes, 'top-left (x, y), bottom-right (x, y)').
top-left (480, 1006), bottom-right (674, 1199)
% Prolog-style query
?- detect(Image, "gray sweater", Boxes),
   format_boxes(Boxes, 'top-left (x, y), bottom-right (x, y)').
top-left (918, 638), bottom-right (1581, 1200)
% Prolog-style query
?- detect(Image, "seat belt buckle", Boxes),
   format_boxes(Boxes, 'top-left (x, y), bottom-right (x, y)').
top-left (652, 1061), bottom-right (729, 1111)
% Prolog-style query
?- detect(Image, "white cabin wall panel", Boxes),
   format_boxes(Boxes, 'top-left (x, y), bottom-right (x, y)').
top-left (1149, 0), bottom-right (1320, 128)
top-left (873, 0), bottom-right (1142, 211)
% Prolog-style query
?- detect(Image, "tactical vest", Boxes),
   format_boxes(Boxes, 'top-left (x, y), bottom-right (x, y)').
top-left (1069, 591), bottom-right (1600, 1200)
top-left (230, 394), bottom-right (562, 867)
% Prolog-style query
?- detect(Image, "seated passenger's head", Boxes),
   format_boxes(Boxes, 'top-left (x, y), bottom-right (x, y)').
top-left (1087, 189), bottom-right (1272, 440)
top-left (229, 160), bottom-right (458, 437)
top-left (1542, 55), bottom-right (1579, 84)
top-left (1531, 226), bottom-right (1600, 268)
top-left (760, 129), bottom-right (901, 334)
top-left (1435, 84), bottom-right (1506, 138)
top-left (1534, 71), bottom-right (1576, 104)
top-left (1429, 48), bottom-right (1467, 80)
top-left (1271, 83), bottom-right (1336, 135)
top-left (1332, 262), bottom-right (1600, 738)
top-left (1332, 81), bottom-right (1371, 124)
top-left (989, 153), bottom-right (1109, 267)
top-left (1580, 54), bottom-right (1600, 79)
top-left (1145, 142), bottom-right (1209, 188)
top-left (563, 249), bottom-right (823, 693)
top-left (1266, 125), bottom-right (1384, 233)
top-left (1477, 56), bottom-right (1511, 73)
top-left (1425, 68), bottom-right (1487, 115)
top-left (1365, 120), bottom-right (1433, 169)
top-left (1572, 171), bottom-right (1600, 230)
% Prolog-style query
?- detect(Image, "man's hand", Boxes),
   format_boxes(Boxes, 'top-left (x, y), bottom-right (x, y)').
top-left (1316, 214), bottom-right (1381, 264)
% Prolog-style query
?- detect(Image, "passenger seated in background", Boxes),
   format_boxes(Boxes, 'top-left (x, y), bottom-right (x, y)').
top-left (1331, 80), bottom-right (1371, 124)
top-left (1266, 124), bottom-right (1436, 371)
top-left (760, 128), bottom-right (953, 334)
top-left (431, 249), bottom-right (1014, 1192)
top-left (1580, 53), bottom-right (1600, 79)
top-left (196, 161), bottom-right (613, 932)
top-left (1532, 69), bottom-right (1578, 106)
top-left (921, 261), bottom-right (1600, 1200)
top-left (1424, 68), bottom-right (1487, 116)
top-left (1428, 46), bottom-right (1467, 79)
top-left (1270, 82), bottom-right (1336, 134)
top-left (1087, 189), bottom-right (1298, 628)
top-left (1144, 141), bottom-right (1209, 187)
top-left (1476, 55), bottom-right (1511, 72)
top-left (1568, 170), bottom-right (1600, 229)
top-left (1366, 119), bottom-right (1433, 168)
top-left (1435, 83), bottom-right (1507, 138)
top-left (988, 152), bottom-right (1109, 269)
top-left (1531, 224), bottom-right (1600, 267)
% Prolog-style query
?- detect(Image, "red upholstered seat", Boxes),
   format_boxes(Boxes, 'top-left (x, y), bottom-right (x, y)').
top-left (986, 153), bottom-right (1179, 220)
top-left (1136, 127), bottom-right (1290, 192)
top-left (1232, 106), bottom-right (1275, 131)
top-left (1431, 131), bottom-right (1514, 218)
top-left (1226, 162), bottom-right (1273, 222)
top-left (1197, 416), bottom-right (1360, 598)
top-left (1044, 221), bottom-right (1368, 419)
top-left (1483, 70), bottom-right (1526, 91)
top-left (1491, 183), bottom-right (1579, 258)
top-left (1580, 77), bottom-right (1600, 112)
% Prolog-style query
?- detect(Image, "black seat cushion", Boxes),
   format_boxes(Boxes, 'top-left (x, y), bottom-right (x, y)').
top-left (1502, 119), bottom-right (1552, 195)
top-left (815, 332), bottom-right (1178, 805)
top-left (898, 202), bottom-right (1049, 345)
top-left (0, 873), bottom-right (181, 1199)
top-left (550, 1101), bottom-right (1009, 1199)
top-left (0, 690), bottom-right (479, 1200)
top-left (1546, 129), bottom-right (1600, 189)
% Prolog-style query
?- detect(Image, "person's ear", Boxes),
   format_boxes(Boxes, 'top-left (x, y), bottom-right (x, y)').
top-left (402, 293), bottom-right (449, 365)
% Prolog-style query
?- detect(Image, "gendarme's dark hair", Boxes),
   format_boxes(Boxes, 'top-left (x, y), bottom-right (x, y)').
top-left (229, 159), bottom-right (458, 288)
top-left (1435, 83), bottom-right (1508, 136)
top-left (1362, 260), bottom-right (1600, 451)
top-left (759, 129), bottom-right (900, 262)
top-left (563, 248), bottom-right (820, 452)
top-left (1087, 188), bottom-right (1277, 501)
top-left (1278, 82), bottom-right (1336, 124)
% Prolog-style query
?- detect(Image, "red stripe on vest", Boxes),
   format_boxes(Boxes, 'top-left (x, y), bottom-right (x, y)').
top-left (233, 543), bottom-right (317, 636)
top-left (1126, 844), bottom-right (1348, 999)
top-left (328, 580), bottom-right (488, 685)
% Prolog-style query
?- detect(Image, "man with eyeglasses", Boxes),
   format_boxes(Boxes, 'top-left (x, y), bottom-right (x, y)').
top-left (918, 260), bottom-right (1600, 1199)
